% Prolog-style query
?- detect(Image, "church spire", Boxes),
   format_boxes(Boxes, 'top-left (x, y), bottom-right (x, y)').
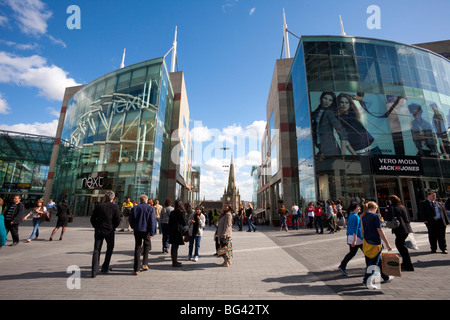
top-left (227, 153), bottom-right (236, 193)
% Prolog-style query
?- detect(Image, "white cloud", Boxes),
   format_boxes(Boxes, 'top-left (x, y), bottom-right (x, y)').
top-left (3, 0), bottom-right (66, 47)
top-left (0, 93), bottom-right (11, 114)
top-left (0, 51), bottom-right (80, 101)
top-left (5, 0), bottom-right (52, 35)
top-left (0, 16), bottom-right (8, 26)
top-left (249, 8), bottom-right (256, 16)
top-left (0, 119), bottom-right (58, 137)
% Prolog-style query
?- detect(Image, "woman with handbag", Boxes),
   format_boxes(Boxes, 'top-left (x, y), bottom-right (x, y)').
top-left (49, 200), bottom-right (71, 241)
top-left (217, 203), bottom-right (233, 267)
top-left (23, 198), bottom-right (47, 242)
top-left (187, 206), bottom-right (206, 262)
top-left (388, 195), bottom-right (414, 271)
top-left (168, 200), bottom-right (187, 267)
top-left (361, 201), bottom-right (393, 287)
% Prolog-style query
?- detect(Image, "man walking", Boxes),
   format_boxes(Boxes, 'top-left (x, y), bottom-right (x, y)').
top-left (420, 191), bottom-right (449, 254)
top-left (129, 194), bottom-right (156, 275)
top-left (90, 191), bottom-right (121, 278)
top-left (3, 195), bottom-right (25, 246)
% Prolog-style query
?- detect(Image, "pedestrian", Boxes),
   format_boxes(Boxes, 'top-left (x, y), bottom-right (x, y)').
top-left (3, 195), bottom-right (25, 246)
top-left (49, 199), bottom-right (71, 241)
top-left (160, 198), bottom-right (173, 253)
top-left (314, 202), bottom-right (323, 234)
top-left (187, 205), bottom-right (206, 261)
top-left (128, 194), bottom-right (156, 275)
top-left (338, 202), bottom-right (363, 276)
top-left (213, 209), bottom-right (218, 226)
top-left (279, 205), bottom-right (289, 231)
top-left (217, 203), bottom-right (233, 267)
top-left (169, 200), bottom-right (187, 267)
top-left (361, 201), bottom-right (393, 286)
top-left (120, 197), bottom-right (133, 232)
top-left (385, 195), bottom-right (414, 271)
top-left (445, 198), bottom-right (450, 221)
top-left (291, 203), bottom-right (299, 230)
top-left (237, 203), bottom-right (245, 231)
top-left (208, 210), bottom-right (213, 227)
top-left (306, 202), bottom-right (315, 228)
top-left (246, 203), bottom-right (256, 232)
top-left (90, 191), bottom-right (121, 278)
top-left (419, 191), bottom-right (449, 254)
top-left (47, 198), bottom-right (57, 218)
top-left (0, 198), bottom-right (7, 248)
top-left (23, 198), bottom-right (47, 242)
top-left (154, 199), bottom-right (163, 234)
top-left (326, 200), bottom-right (336, 233)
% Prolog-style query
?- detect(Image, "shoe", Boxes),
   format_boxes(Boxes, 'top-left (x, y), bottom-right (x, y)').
top-left (9, 242), bottom-right (18, 246)
top-left (59, 237), bottom-right (63, 241)
top-left (187, 256), bottom-right (192, 261)
top-left (91, 273), bottom-right (97, 278)
top-left (193, 256), bottom-right (198, 262)
top-left (382, 276), bottom-right (394, 283)
top-left (134, 271), bottom-right (140, 275)
top-left (431, 249), bottom-right (437, 253)
top-left (142, 265), bottom-right (148, 271)
top-left (442, 250), bottom-right (448, 254)
top-left (338, 266), bottom-right (348, 276)
top-left (49, 237), bottom-right (53, 241)
top-left (26, 239), bottom-right (31, 243)
top-left (401, 263), bottom-right (414, 271)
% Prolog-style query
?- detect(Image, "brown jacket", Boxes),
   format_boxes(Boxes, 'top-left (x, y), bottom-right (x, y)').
top-left (217, 211), bottom-right (233, 239)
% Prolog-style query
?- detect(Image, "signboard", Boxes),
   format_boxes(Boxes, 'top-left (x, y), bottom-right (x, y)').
top-left (81, 171), bottom-right (108, 189)
top-left (372, 155), bottom-right (423, 176)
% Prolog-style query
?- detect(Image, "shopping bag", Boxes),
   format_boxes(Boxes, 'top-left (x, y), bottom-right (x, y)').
top-left (382, 253), bottom-right (401, 277)
top-left (405, 233), bottom-right (419, 250)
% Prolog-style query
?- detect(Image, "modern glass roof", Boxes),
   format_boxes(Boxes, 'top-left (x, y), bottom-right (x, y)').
top-left (0, 130), bottom-right (55, 164)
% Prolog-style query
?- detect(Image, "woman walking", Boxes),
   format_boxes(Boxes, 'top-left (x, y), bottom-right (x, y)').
top-left (49, 200), bottom-right (71, 241)
top-left (187, 206), bottom-right (206, 261)
top-left (217, 203), bottom-right (233, 267)
top-left (168, 200), bottom-right (187, 267)
top-left (23, 199), bottom-right (47, 242)
top-left (278, 205), bottom-right (289, 231)
top-left (386, 195), bottom-right (414, 271)
top-left (361, 201), bottom-right (393, 287)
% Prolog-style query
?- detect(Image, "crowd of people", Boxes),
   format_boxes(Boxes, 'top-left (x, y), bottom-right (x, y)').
top-left (2, 191), bottom-right (448, 286)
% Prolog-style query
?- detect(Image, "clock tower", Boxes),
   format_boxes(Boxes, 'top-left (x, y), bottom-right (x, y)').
top-left (222, 154), bottom-right (240, 212)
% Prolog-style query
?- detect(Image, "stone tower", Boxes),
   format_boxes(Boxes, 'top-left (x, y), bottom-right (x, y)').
top-left (222, 154), bottom-right (240, 212)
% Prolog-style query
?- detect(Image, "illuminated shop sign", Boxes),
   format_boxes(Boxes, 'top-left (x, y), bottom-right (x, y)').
top-left (372, 156), bottom-right (423, 176)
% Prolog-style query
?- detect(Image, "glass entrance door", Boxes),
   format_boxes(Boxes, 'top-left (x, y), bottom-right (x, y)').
top-left (375, 177), bottom-right (400, 214)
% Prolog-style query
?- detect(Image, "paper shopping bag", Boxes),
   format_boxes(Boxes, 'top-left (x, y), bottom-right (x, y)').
top-left (382, 253), bottom-right (401, 277)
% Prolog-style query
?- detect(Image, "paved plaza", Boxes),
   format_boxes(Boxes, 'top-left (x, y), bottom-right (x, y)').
top-left (1, 216), bottom-right (449, 302)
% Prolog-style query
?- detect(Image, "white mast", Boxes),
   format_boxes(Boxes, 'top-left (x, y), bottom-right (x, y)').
top-left (170, 26), bottom-right (178, 72)
top-left (120, 48), bottom-right (126, 68)
top-left (283, 9), bottom-right (290, 58)
top-left (339, 15), bottom-right (347, 36)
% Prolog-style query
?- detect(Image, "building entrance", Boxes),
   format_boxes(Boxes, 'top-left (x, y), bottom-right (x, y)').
top-left (73, 194), bottom-right (103, 216)
top-left (375, 176), bottom-right (439, 221)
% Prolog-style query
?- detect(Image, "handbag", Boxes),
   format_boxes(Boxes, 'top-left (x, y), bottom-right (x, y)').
top-left (361, 221), bottom-right (382, 258)
top-left (217, 237), bottom-right (229, 256)
top-left (183, 234), bottom-right (190, 242)
top-left (68, 215), bottom-right (74, 223)
top-left (385, 217), bottom-right (400, 229)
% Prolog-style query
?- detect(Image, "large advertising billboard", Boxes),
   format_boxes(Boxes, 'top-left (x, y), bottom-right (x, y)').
top-left (310, 91), bottom-right (450, 159)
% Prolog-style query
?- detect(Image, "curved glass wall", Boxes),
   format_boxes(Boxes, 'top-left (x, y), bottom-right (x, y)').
top-left (291, 36), bottom-right (450, 217)
top-left (52, 58), bottom-right (174, 215)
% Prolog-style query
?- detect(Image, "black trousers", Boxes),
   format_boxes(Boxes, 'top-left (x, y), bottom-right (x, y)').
top-left (5, 221), bottom-right (19, 243)
top-left (426, 219), bottom-right (447, 251)
top-left (339, 243), bottom-right (363, 269)
top-left (134, 231), bottom-right (151, 271)
top-left (394, 232), bottom-right (413, 268)
top-left (92, 229), bottom-right (115, 274)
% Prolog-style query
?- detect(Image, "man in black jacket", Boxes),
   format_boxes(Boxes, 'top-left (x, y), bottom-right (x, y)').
top-left (419, 192), bottom-right (449, 254)
top-left (90, 191), bottom-right (121, 278)
top-left (3, 195), bottom-right (25, 246)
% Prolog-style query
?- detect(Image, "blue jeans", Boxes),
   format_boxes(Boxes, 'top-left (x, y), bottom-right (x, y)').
top-left (247, 219), bottom-right (256, 231)
top-left (363, 250), bottom-right (390, 284)
top-left (188, 235), bottom-right (202, 257)
top-left (29, 218), bottom-right (42, 240)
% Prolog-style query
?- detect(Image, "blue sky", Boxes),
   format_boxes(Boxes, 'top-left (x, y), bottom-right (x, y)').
top-left (0, 0), bottom-right (449, 201)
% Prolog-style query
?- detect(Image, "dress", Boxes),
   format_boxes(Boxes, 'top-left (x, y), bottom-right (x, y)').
top-left (56, 202), bottom-right (71, 227)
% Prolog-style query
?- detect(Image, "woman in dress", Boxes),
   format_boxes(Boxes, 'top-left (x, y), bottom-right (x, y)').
top-left (49, 200), bottom-right (71, 241)
top-left (217, 203), bottom-right (233, 267)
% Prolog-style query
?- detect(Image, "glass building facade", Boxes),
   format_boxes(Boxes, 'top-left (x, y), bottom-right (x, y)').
top-left (289, 36), bottom-right (450, 219)
top-left (52, 58), bottom-right (174, 215)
